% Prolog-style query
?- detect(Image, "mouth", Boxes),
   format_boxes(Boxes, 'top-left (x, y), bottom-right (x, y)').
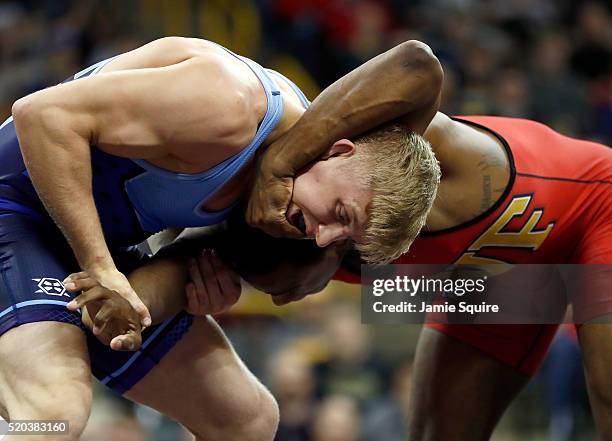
top-left (287, 205), bottom-right (307, 236)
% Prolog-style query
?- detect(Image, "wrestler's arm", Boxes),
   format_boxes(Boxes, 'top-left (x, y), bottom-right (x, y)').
top-left (11, 46), bottom-right (249, 325)
top-left (126, 256), bottom-right (190, 323)
top-left (75, 254), bottom-right (189, 350)
top-left (247, 40), bottom-right (443, 236)
top-left (74, 229), bottom-right (241, 350)
top-left (140, 226), bottom-right (241, 321)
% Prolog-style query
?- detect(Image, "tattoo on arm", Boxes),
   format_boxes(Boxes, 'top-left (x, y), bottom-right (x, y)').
top-left (477, 151), bottom-right (507, 171)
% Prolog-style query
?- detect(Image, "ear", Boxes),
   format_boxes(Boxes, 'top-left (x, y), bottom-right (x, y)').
top-left (321, 139), bottom-right (356, 160)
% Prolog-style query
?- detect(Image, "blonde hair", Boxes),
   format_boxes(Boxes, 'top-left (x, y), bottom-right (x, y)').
top-left (353, 124), bottom-right (440, 264)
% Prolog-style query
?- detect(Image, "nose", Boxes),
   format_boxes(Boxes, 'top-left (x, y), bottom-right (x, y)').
top-left (316, 224), bottom-right (348, 247)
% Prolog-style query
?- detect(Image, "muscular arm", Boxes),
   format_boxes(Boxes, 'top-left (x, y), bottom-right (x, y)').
top-left (74, 253), bottom-right (190, 348)
top-left (269, 40), bottom-right (441, 169)
top-left (11, 54), bottom-right (245, 271)
top-left (248, 40), bottom-right (443, 235)
top-left (127, 255), bottom-right (189, 323)
top-left (73, 227), bottom-right (237, 350)
top-left (10, 38), bottom-right (252, 325)
top-left (75, 219), bottom-right (343, 350)
top-left (131, 217), bottom-right (346, 322)
top-left (131, 227), bottom-right (221, 323)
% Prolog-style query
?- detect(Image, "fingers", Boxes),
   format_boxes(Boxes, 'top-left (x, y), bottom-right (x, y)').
top-left (92, 298), bottom-right (143, 351)
top-left (92, 301), bottom-right (116, 336)
top-left (110, 329), bottom-right (142, 351)
top-left (186, 250), bottom-right (242, 315)
top-left (63, 271), bottom-right (98, 292)
top-left (199, 251), bottom-right (224, 313)
top-left (64, 277), bottom-right (98, 292)
top-left (64, 271), bottom-right (90, 281)
top-left (246, 178), bottom-right (304, 238)
top-left (67, 286), bottom-right (108, 311)
top-left (188, 257), bottom-right (209, 311)
top-left (124, 291), bottom-right (152, 327)
top-left (135, 305), bottom-right (152, 328)
top-left (74, 267), bottom-right (152, 328)
top-left (185, 283), bottom-right (201, 315)
top-left (208, 252), bottom-right (242, 308)
top-left (65, 269), bottom-right (149, 350)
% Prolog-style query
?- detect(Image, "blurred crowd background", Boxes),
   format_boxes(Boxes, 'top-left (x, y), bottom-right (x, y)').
top-left (1, 0), bottom-right (611, 144)
top-left (1, 0), bottom-right (610, 440)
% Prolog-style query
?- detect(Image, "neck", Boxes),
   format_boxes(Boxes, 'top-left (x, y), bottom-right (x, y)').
top-left (247, 104), bottom-right (305, 188)
top-left (263, 104), bottom-right (305, 147)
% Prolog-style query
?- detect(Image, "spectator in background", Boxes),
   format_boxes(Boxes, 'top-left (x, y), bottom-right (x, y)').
top-left (314, 304), bottom-right (388, 406)
top-left (571, 2), bottom-right (612, 81)
top-left (361, 360), bottom-right (414, 441)
top-left (492, 67), bottom-right (531, 118)
top-left (311, 395), bottom-right (361, 441)
top-left (2, 0), bottom-right (611, 147)
top-left (269, 348), bottom-right (317, 441)
top-left (530, 31), bottom-right (589, 137)
top-left (457, 44), bottom-right (498, 114)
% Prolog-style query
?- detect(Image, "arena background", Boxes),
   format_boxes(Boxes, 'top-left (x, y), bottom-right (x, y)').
top-left (1, 0), bottom-right (610, 440)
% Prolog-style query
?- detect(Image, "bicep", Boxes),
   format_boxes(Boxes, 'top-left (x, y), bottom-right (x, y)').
top-left (21, 57), bottom-right (234, 159)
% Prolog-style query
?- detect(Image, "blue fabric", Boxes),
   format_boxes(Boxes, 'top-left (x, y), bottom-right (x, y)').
top-left (125, 47), bottom-right (285, 233)
top-left (266, 68), bottom-right (311, 109)
top-left (0, 56), bottom-right (148, 248)
top-left (89, 147), bottom-right (148, 247)
top-left (92, 312), bottom-right (194, 395)
top-left (0, 40), bottom-right (303, 241)
top-left (0, 212), bottom-right (193, 395)
top-left (0, 41), bottom-right (290, 395)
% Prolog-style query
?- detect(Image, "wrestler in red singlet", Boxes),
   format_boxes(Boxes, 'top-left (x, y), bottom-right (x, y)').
top-left (336, 115), bottom-right (612, 375)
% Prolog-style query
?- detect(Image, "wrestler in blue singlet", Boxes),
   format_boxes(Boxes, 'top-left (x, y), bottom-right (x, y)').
top-left (0, 43), bottom-right (309, 394)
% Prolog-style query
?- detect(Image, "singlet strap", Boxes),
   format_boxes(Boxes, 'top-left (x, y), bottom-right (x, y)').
top-left (128, 44), bottom-right (284, 224)
top-left (266, 68), bottom-right (310, 109)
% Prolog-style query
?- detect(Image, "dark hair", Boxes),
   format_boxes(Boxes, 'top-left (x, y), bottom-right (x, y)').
top-left (154, 204), bottom-right (329, 286)
top-left (217, 207), bottom-right (329, 278)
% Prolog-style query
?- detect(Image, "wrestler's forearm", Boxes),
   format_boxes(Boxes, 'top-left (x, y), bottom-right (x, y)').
top-left (12, 97), bottom-right (114, 271)
top-left (126, 256), bottom-right (190, 324)
top-left (127, 229), bottom-right (219, 323)
top-left (270, 40), bottom-right (443, 172)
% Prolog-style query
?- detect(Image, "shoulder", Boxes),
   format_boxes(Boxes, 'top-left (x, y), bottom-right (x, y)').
top-left (110, 37), bottom-right (267, 158)
top-left (145, 36), bottom-right (211, 57)
top-left (423, 112), bottom-right (457, 146)
top-left (189, 52), bottom-right (265, 151)
top-left (162, 43), bottom-right (266, 160)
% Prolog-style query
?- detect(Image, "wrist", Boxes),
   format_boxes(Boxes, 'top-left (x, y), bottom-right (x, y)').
top-left (268, 120), bottom-right (334, 174)
top-left (82, 255), bottom-right (116, 273)
top-left (261, 151), bottom-right (294, 177)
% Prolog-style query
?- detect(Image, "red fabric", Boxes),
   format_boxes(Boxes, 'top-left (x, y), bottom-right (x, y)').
top-left (334, 116), bottom-right (611, 375)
